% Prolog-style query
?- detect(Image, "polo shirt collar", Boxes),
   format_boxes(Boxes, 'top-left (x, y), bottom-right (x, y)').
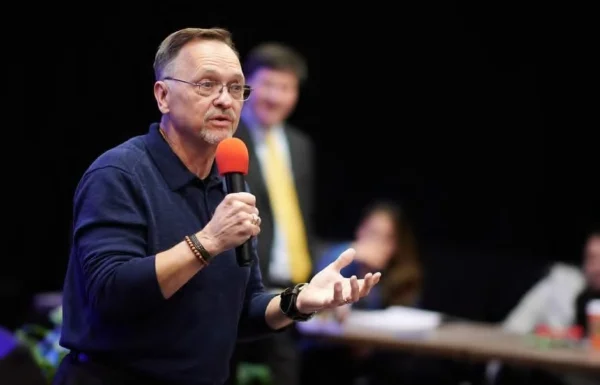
top-left (144, 123), bottom-right (222, 191)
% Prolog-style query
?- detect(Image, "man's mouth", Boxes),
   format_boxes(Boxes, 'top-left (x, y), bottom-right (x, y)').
top-left (211, 115), bottom-right (232, 122)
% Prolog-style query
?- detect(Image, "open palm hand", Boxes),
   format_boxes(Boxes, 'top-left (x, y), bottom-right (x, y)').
top-left (296, 248), bottom-right (382, 314)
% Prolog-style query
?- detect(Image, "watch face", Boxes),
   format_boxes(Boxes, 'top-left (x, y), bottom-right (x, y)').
top-left (280, 291), bottom-right (293, 313)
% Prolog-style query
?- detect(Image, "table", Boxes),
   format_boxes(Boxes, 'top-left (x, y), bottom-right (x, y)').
top-left (298, 317), bottom-right (600, 375)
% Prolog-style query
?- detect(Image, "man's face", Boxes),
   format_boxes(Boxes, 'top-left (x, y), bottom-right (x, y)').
top-left (583, 235), bottom-right (600, 291)
top-left (245, 68), bottom-right (299, 128)
top-left (157, 39), bottom-right (245, 144)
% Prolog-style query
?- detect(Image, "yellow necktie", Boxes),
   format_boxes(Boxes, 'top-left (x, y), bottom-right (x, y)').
top-left (263, 130), bottom-right (312, 283)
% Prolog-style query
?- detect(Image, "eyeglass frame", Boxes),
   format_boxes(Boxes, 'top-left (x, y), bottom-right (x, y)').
top-left (162, 76), bottom-right (253, 101)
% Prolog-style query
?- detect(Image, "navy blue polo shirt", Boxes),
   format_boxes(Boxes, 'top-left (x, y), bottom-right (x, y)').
top-left (59, 123), bottom-right (277, 385)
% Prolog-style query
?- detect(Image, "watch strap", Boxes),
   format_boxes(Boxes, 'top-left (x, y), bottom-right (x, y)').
top-left (279, 283), bottom-right (316, 321)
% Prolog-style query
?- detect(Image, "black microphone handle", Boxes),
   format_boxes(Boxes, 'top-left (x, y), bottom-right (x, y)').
top-left (224, 173), bottom-right (252, 267)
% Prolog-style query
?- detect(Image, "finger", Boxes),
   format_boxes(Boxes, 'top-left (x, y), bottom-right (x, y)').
top-left (250, 223), bottom-right (261, 237)
top-left (230, 201), bottom-right (258, 217)
top-left (235, 211), bottom-right (251, 225)
top-left (358, 272), bottom-right (381, 297)
top-left (349, 275), bottom-right (360, 302)
top-left (364, 272), bottom-right (382, 296)
top-left (330, 248), bottom-right (356, 272)
top-left (241, 225), bottom-right (260, 238)
top-left (372, 272), bottom-right (382, 284)
top-left (236, 208), bottom-right (260, 226)
top-left (359, 273), bottom-right (373, 297)
top-left (242, 214), bottom-right (261, 237)
top-left (332, 281), bottom-right (344, 305)
top-left (226, 192), bottom-right (256, 206)
top-left (254, 212), bottom-right (261, 225)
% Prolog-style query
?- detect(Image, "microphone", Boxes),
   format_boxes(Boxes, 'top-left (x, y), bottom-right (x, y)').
top-left (215, 137), bottom-right (252, 267)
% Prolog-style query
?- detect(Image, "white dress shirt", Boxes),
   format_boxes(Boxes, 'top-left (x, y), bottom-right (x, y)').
top-left (241, 112), bottom-right (294, 285)
top-left (502, 262), bottom-right (585, 333)
top-left (486, 262), bottom-right (586, 384)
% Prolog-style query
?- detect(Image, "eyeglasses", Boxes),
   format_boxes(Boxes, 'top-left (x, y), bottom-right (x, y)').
top-left (162, 77), bottom-right (252, 101)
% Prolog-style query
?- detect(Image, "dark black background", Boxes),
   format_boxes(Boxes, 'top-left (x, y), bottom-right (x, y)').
top-left (5, 3), bottom-right (597, 327)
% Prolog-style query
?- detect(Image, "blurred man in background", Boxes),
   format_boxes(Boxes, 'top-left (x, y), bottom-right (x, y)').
top-left (489, 225), bottom-right (600, 385)
top-left (501, 225), bottom-right (600, 336)
top-left (229, 42), bottom-right (316, 385)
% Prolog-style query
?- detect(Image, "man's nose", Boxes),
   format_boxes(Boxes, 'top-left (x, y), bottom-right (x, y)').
top-left (213, 87), bottom-right (234, 108)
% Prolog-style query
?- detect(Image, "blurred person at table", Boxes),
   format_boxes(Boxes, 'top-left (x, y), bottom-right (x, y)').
top-left (574, 225), bottom-right (600, 337)
top-left (225, 42), bottom-right (317, 385)
top-left (487, 225), bottom-right (600, 385)
top-left (318, 200), bottom-right (422, 316)
top-left (501, 226), bottom-right (600, 334)
top-left (301, 200), bottom-right (424, 385)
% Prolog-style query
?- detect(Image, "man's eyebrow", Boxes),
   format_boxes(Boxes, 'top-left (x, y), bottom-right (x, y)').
top-left (198, 68), bottom-right (244, 82)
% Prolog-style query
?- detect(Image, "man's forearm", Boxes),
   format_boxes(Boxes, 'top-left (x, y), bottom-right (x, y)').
top-left (264, 295), bottom-right (295, 330)
top-left (155, 231), bottom-right (219, 299)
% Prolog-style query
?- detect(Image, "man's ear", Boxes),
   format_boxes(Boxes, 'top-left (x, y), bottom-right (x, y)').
top-left (154, 81), bottom-right (170, 114)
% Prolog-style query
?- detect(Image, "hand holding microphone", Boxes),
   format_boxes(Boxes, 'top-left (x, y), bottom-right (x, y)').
top-left (197, 137), bottom-right (258, 267)
top-left (200, 192), bottom-right (261, 256)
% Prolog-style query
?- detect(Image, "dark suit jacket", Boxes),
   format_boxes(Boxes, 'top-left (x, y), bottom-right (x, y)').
top-left (234, 120), bottom-right (317, 287)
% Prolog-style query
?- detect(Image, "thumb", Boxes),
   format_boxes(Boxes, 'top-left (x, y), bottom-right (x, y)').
top-left (331, 248), bottom-right (355, 271)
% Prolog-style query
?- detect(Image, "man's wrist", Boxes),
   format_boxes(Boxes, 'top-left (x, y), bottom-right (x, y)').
top-left (279, 283), bottom-right (316, 321)
top-left (195, 230), bottom-right (221, 257)
top-left (295, 288), bottom-right (309, 314)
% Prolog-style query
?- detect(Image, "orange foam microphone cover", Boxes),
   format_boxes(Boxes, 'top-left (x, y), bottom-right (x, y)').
top-left (215, 137), bottom-right (253, 267)
top-left (215, 137), bottom-right (249, 175)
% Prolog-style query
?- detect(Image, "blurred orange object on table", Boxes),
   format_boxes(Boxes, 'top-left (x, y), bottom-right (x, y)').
top-left (530, 324), bottom-right (584, 349)
top-left (587, 299), bottom-right (600, 351)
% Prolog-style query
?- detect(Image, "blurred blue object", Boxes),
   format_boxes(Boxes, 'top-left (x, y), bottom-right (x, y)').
top-left (14, 305), bottom-right (69, 382)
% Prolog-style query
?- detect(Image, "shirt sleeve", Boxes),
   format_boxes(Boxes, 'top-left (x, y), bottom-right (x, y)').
top-left (502, 275), bottom-right (551, 333)
top-left (72, 165), bottom-right (164, 322)
top-left (236, 237), bottom-right (279, 341)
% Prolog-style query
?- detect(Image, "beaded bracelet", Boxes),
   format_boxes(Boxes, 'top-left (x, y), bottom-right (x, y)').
top-left (184, 234), bottom-right (213, 265)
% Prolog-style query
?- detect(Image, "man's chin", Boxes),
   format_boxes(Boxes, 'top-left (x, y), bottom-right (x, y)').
top-left (200, 128), bottom-right (233, 145)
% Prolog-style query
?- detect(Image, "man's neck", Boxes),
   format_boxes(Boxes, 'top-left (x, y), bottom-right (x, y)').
top-left (159, 120), bottom-right (215, 180)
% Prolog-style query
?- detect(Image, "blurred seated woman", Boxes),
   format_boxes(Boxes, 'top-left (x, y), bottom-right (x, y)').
top-left (318, 200), bottom-right (422, 313)
top-left (300, 200), bottom-right (423, 384)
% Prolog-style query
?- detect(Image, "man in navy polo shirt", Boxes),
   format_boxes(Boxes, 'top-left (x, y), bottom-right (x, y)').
top-left (53, 27), bottom-right (381, 385)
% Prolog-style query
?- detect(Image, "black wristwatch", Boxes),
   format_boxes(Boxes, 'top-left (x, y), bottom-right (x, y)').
top-left (279, 283), bottom-right (316, 321)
